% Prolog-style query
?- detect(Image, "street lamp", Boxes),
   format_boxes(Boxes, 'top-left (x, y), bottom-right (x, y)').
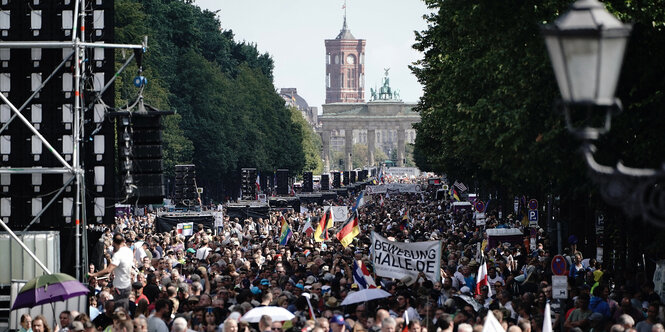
top-left (542, 0), bottom-right (631, 139)
top-left (543, 0), bottom-right (665, 227)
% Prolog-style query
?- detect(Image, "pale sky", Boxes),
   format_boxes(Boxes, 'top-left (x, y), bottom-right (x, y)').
top-left (195, 0), bottom-right (431, 111)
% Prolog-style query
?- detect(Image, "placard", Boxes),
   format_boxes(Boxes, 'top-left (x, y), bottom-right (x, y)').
top-left (371, 232), bottom-right (441, 282)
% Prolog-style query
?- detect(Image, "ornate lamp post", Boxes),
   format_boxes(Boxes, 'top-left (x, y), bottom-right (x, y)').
top-left (543, 1), bottom-right (665, 226)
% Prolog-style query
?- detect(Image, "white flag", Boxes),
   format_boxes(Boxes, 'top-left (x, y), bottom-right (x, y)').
top-left (482, 310), bottom-right (504, 332)
top-left (542, 302), bottom-right (553, 332)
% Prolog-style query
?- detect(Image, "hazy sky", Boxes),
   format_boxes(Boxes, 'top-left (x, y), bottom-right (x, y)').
top-left (194, 0), bottom-right (431, 110)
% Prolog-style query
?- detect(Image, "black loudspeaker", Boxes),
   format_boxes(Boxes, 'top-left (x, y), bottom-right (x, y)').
top-left (120, 113), bottom-right (165, 204)
top-left (332, 172), bottom-right (341, 188)
top-left (276, 169), bottom-right (289, 195)
top-left (175, 164), bottom-right (198, 206)
top-left (343, 171), bottom-right (350, 186)
top-left (320, 174), bottom-right (330, 191)
top-left (303, 172), bottom-right (313, 192)
top-left (359, 170), bottom-right (368, 181)
top-left (350, 171), bottom-right (357, 183)
top-left (240, 168), bottom-right (257, 200)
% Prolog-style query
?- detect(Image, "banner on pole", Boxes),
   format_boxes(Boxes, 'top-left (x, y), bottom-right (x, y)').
top-left (324, 206), bottom-right (349, 223)
top-left (370, 232), bottom-right (441, 282)
top-left (176, 222), bottom-right (194, 236)
top-left (366, 184), bottom-right (422, 194)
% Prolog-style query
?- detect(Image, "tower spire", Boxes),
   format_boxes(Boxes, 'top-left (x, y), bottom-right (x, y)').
top-left (343, 0), bottom-right (348, 30)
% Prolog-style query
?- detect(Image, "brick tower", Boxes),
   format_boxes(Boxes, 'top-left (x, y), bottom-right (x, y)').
top-left (325, 15), bottom-right (365, 103)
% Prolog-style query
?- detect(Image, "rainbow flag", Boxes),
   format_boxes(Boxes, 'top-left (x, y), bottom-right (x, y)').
top-left (451, 187), bottom-right (460, 201)
top-left (278, 216), bottom-right (293, 245)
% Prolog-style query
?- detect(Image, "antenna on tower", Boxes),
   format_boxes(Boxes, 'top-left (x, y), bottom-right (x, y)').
top-left (342, 0), bottom-right (348, 30)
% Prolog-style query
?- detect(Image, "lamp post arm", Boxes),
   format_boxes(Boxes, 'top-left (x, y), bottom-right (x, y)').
top-left (581, 143), bottom-right (665, 227)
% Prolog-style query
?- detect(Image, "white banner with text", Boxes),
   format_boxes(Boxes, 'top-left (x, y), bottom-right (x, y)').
top-left (371, 232), bottom-right (441, 282)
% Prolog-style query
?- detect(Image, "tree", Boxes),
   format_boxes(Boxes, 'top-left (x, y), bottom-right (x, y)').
top-left (289, 107), bottom-right (323, 175)
top-left (411, 0), bottom-right (665, 261)
top-left (114, 0), bottom-right (309, 201)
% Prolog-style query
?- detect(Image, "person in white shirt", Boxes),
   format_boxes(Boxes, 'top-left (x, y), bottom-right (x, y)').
top-left (487, 267), bottom-right (505, 295)
top-left (196, 238), bottom-right (212, 260)
top-left (91, 233), bottom-right (135, 309)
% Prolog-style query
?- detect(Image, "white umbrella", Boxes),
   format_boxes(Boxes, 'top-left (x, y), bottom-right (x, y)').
top-left (240, 306), bottom-right (295, 323)
top-left (340, 288), bottom-right (392, 306)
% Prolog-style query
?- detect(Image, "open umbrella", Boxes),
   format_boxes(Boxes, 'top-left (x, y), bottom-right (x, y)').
top-left (11, 273), bottom-right (89, 310)
top-left (340, 288), bottom-right (391, 306)
top-left (452, 294), bottom-right (482, 313)
top-left (240, 306), bottom-right (295, 323)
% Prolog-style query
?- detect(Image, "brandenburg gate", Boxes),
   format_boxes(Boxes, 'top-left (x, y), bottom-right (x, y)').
top-left (319, 72), bottom-right (420, 171)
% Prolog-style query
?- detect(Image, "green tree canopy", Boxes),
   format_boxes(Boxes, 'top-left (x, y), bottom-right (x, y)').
top-left (115, 0), bottom-right (307, 201)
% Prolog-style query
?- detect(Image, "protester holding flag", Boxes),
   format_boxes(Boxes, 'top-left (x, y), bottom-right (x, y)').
top-left (314, 207), bottom-right (333, 242)
top-left (278, 215), bottom-right (292, 245)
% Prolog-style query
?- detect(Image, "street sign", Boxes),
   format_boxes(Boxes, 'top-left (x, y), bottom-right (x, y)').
top-left (475, 201), bottom-right (485, 212)
top-left (551, 255), bottom-right (568, 276)
top-left (528, 210), bottom-right (538, 224)
top-left (528, 199), bottom-right (538, 210)
top-left (552, 275), bottom-right (568, 299)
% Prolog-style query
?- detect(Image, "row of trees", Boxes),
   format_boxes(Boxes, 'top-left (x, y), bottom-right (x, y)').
top-left (411, 0), bottom-right (665, 261)
top-left (114, 0), bottom-right (321, 200)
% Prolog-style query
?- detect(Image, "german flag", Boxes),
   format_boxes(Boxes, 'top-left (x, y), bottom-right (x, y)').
top-left (336, 212), bottom-right (360, 247)
top-left (314, 208), bottom-right (333, 242)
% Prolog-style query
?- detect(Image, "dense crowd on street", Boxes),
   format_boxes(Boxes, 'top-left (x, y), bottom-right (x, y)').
top-left (18, 175), bottom-right (665, 332)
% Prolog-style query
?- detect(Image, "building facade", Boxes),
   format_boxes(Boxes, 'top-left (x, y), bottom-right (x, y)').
top-left (279, 88), bottom-right (318, 127)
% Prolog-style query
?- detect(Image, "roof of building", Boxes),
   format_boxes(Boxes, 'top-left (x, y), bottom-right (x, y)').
top-left (336, 17), bottom-right (355, 40)
top-left (279, 88), bottom-right (310, 110)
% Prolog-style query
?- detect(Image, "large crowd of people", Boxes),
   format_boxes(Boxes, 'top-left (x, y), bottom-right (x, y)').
top-left (19, 175), bottom-right (665, 332)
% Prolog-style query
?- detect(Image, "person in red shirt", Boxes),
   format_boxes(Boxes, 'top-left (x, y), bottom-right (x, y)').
top-left (133, 282), bottom-right (149, 305)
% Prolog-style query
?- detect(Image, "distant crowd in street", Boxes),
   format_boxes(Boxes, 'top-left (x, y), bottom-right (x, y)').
top-left (20, 174), bottom-right (665, 332)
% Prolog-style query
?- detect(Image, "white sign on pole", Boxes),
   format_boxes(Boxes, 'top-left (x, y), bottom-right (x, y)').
top-left (552, 275), bottom-right (568, 299)
top-left (324, 206), bottom-right (349, 223)
top-left (177, 222), bottom-right (194, 236)
top-left (370, 232), bottom-right (442, 282)
top-left (474, 212), bottom-right (486, 226)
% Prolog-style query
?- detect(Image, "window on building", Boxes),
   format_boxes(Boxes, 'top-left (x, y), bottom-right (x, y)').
top-left (347, 69), bottom-right (355, 89)
top-left (326, 73), bottom-right (330, 88)
top-left (340, 73), bottom-right (343, 88)
top-left (327, 53), bottom-right (331, 64)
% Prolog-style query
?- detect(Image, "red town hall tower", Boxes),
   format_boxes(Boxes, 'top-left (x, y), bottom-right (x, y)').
top-left (325, 16), bottom-right (366, 103)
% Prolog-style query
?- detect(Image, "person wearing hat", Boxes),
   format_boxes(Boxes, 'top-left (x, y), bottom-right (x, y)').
top-left (133, 282), bottom-right (149, 305)
top-left (325, 296), bottom-right (338, 309)
top-left (330, 315), bottom-right (346, 332)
